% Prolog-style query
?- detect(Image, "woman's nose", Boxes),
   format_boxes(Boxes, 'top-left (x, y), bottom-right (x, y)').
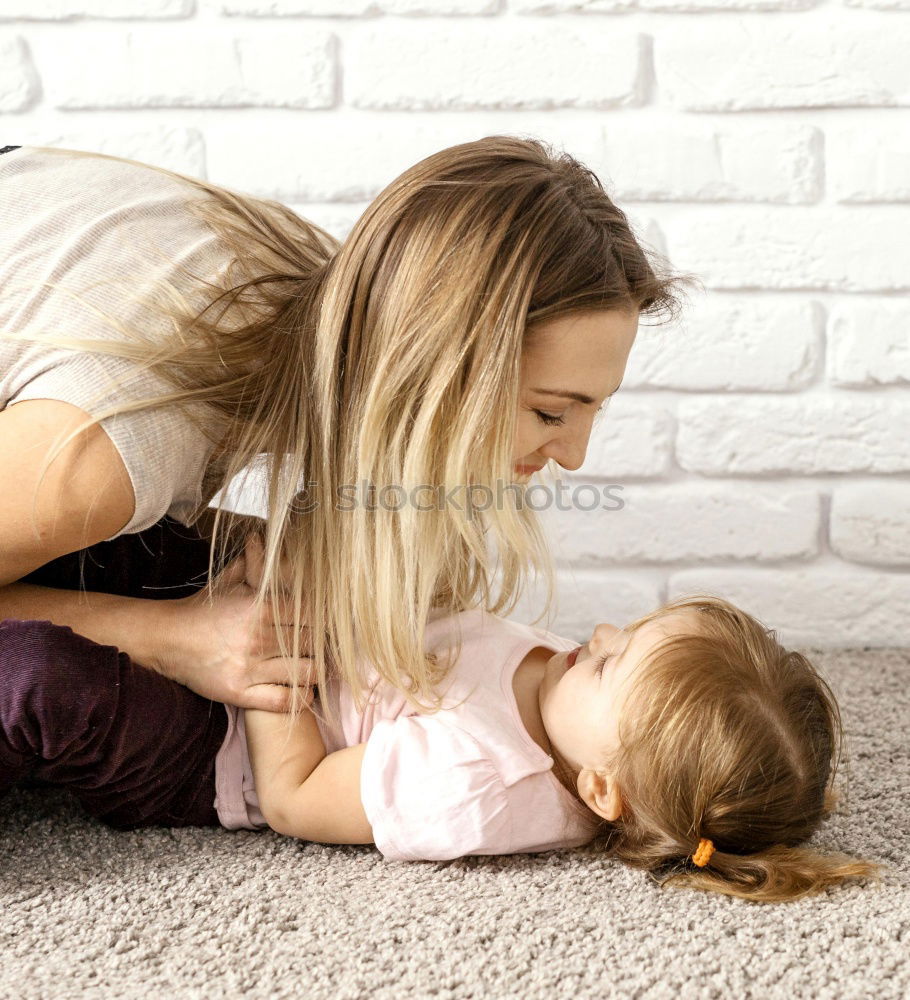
top-left (540, 428), bottom-right (591, 472)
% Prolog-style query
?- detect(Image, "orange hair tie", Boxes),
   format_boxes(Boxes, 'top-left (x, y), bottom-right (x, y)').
top-left (691, 838), bottom-right (715, 867)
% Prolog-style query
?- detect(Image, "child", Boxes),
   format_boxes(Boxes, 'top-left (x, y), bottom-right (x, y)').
top-left (0, 582), bottom-right (882, 904)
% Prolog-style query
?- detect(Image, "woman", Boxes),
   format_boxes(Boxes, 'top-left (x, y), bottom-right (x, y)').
top-left (0, 137), bottom-right (696, 739)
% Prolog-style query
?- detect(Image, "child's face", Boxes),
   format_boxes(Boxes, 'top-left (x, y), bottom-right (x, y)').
top-left (538, 611), bottom-right (696, 781)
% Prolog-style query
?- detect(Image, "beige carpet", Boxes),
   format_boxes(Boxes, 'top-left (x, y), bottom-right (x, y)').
top-left (1, 646), bottom-right (907, 1000)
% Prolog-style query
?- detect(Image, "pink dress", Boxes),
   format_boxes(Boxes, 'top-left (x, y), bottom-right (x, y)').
top-left (214, 608), bottom-right (602, 861)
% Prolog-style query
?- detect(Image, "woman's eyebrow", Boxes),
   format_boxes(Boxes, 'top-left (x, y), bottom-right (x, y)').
top-left (530, 379), bottom-right (624, 406)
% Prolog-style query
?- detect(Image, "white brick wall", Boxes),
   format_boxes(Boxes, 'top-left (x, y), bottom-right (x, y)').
top-left (3, 1), bottom-right (908, 647)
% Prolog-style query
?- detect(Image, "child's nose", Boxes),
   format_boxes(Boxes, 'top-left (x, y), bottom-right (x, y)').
top-left (591, 623), bottom-right (621, 653)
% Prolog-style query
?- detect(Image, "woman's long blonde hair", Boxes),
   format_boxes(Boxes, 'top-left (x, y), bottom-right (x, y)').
top-left (580, 595), bottom-right (885, 904)
top-left (4, 135), bottom-right (696, 735)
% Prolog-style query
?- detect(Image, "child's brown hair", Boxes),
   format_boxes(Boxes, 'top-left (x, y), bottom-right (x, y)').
top-left (581, 594), bottom-right (884, 903)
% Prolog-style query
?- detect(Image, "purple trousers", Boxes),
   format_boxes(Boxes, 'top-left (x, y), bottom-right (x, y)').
top-left (0, 517), bottom-right (232, 830)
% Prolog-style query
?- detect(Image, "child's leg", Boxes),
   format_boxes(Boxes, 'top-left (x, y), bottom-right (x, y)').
top-left (0, 618), bottom-right (228, 829)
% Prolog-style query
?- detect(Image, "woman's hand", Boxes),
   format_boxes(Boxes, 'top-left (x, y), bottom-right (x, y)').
top-left (156, 532), bottom-right (317, 713)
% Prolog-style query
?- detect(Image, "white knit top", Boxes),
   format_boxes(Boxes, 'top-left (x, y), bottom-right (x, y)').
top-left (0, 146), bottom-right (239, 541)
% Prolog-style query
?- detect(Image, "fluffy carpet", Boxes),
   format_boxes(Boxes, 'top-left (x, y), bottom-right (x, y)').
top-left (1, 647), bottom-right (907, 1000)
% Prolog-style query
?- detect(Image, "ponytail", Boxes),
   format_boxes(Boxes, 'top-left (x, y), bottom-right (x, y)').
top-left (648, 843), bottom-right (884, 904)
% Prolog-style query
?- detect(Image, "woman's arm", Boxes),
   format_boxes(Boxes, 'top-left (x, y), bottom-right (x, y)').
top-left (0, 580), bottom-right (175, 672)
top-left (0, 400), bottom-right (312, 711)
top-left (245, 705), bottom-right (373, 844)
top-left (0, 397), bottom-right (186, 669)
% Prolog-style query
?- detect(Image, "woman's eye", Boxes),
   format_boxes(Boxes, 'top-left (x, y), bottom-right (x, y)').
top-left (595, 653), bottom-right (610, 676)
top-left (535, 403), bottom-right (606, 428)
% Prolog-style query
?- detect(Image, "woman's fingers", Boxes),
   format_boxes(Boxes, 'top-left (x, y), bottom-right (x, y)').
top-left (252, 656), bottom-right (320, 688)
top-left (248, 624), bottom-right (312, 659)
top-left (239, 683), bottom-right (315, 714)
top-left (257, 597), bottom-right (312, 631)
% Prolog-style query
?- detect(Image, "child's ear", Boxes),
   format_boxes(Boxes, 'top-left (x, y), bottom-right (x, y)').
top-left (577, 769), bottom-right (623, 822)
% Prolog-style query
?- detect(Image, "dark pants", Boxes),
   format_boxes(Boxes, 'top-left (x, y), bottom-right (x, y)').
top-left (1, 517), bottom-right (232, 830)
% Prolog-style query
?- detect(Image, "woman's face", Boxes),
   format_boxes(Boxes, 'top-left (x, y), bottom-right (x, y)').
top-left (512, 309), bottom-right (639, 476)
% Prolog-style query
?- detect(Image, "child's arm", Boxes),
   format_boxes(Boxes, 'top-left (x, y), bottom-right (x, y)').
top-left (245, 705), bottom-right (374, 845)
top-left (240, 534), bottom-right (372, 844)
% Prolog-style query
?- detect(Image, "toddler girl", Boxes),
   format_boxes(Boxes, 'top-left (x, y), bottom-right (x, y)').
top-left (0, 560), bottom-right (881, 904)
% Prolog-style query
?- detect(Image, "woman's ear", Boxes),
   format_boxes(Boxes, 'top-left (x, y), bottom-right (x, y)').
top-left (577, 769), bottom-right (623, 822)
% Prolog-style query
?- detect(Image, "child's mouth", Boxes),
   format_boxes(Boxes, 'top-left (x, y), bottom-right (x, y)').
top-left (566, 646), bottom-right (582, 669)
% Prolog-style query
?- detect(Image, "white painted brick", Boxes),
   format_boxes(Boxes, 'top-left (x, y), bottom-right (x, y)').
top-left (510, 0), bottom-right (629, 9)
top-left (11, 127), bottom-right (206, 178)
top-left (538, 484), bottom-right (820, 563)
top-left (40, 30), bottom-right (336, 109)
top-left (828, 121), bottom-right (910, 203)
top-left (640, 0), bottom-right (813, 7)
top-left (669, 567), bottom-right (910, 646)
top-left (346, 22), bottom-right (642, 109)
top-left (209, 455), bottom-right (270, 519)
top-left (830, 484), bottom-right (910, 566)
top-left (845, 0), bottom-right (910, 9)
top-left (598, 121), bottom-right (821, 203)
top-left (828, 299), bottom-right (910, 387)
top-left (502, 570), bottom-right (663, 641)
top-left (661, 207), bottom-right (910, 292)
top-left (628, 212), bottom-right (667, 260)
top-left (205, 116), bottom-right (666, 211)
top-left (220, 0), bottom-right (496, 12)
top-left (206, 118), bottom-right (518, 200)
top-left (677, 396), bottom-right (910, 474)
top-left (624, 296), bottom-right (822, 391)
top-left (0, 0), bottom-right (190, 15)
top-left (578, 398), bottom-right (674, 478)
top-left (0, 37), bottom-right (36, 113)
top-left (513, 0), bottom-right (814, 8)
top-left (659, 22), bottom-right (910, 110)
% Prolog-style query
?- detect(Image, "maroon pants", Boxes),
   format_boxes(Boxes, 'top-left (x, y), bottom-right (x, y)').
top-left (1, 517), bottom-right (232, 830)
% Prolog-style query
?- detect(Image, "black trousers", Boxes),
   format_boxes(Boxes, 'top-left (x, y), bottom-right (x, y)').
top-left (2, 517), bottom-right (233, 829)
